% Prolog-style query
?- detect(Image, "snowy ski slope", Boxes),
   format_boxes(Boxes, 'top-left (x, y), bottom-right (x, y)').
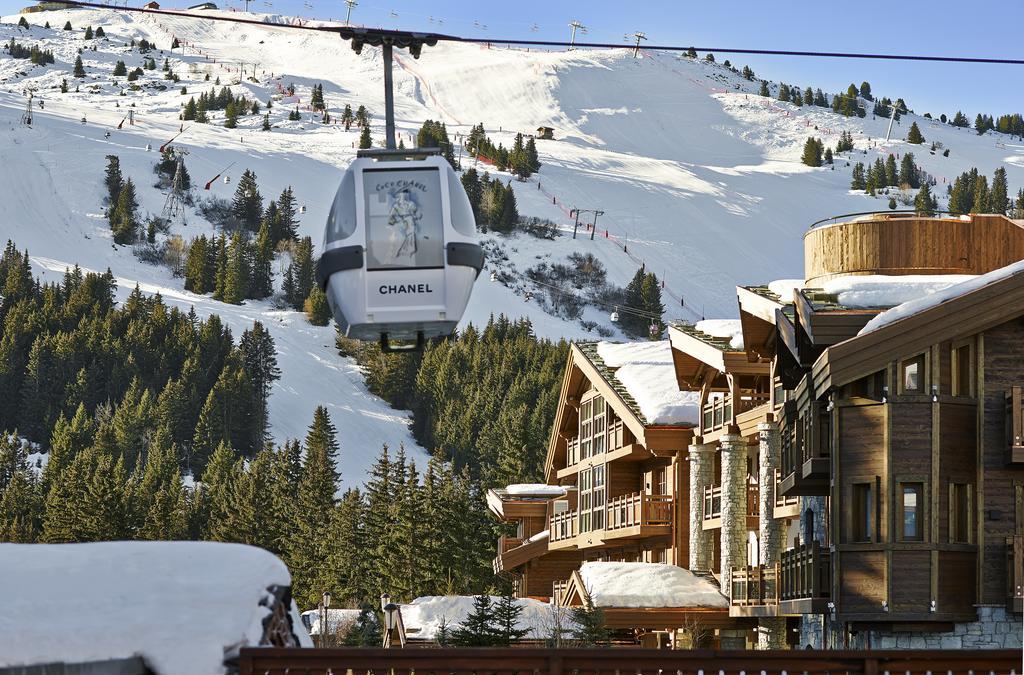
top-left (3, 7), bottom-right (1023, 482)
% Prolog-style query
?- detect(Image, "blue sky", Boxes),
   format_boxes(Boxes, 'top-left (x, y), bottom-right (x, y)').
top-left (6, 0), bottom-right (1021, 117)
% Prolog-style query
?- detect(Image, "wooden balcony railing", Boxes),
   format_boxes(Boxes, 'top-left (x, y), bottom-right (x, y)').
top-left (566, 437), bottom-right (581, 467)
top-left (702, 392), bottom-right (770, 435)
top-left (780, 541), bottom-right (831, 602)
top-left (240, 647), bottom-right (1024, 675)
top-left (731, 564), bottom-right (779, 608)
top-left (549, 510), bottom-right (577, 543)
top-left (703, 480), bottom-right (759, 522)
top-left (774, 469), bottom-right (799, 510)
top-left (605, 492), bottom-right (672, 531)
top-left (1008, 535), bottom-right (1023, 613)
top-left (552, 579), bottom-right (570, 606)
top-left (498, 535), bottom-right (524, 554)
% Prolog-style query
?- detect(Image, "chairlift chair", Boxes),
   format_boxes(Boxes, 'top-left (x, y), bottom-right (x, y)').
top-left (610, 308), bottom-right (620, 323)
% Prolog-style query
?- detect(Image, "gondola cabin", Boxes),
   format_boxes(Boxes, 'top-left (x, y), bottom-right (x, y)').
top-left (316, 149), bottom-right (483, 351)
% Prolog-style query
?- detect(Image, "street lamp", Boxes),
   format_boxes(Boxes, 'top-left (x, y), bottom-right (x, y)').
top-left (318, 591), bottom-right (331, 647)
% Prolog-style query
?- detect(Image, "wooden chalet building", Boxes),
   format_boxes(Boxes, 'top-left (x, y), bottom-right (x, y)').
top-left (489, 212), bottom-right (1023, 651)
top-left (668, 212), bottom-right (1024, 649)
top-left (489, 340), bottom-right (749, 647)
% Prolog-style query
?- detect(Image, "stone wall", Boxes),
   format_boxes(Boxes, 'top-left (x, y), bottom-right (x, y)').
top-left (719, 435), bottom-right (749, 595)
top-left (869, 607), bottom-right (1022, 649)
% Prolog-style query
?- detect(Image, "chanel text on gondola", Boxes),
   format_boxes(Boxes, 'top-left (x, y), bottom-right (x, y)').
top-left (379, 284), bottom-right (434, 294)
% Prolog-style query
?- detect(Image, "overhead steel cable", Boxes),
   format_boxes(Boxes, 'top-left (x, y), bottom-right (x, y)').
top-left (47, 0), bottom-right (1024, 65)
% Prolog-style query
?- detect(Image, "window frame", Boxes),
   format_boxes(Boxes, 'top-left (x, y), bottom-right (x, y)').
top-left (899, 354), bottom-right (928, 395)
top-left (851, 481), bottom-right (875, 543)
top-left (951, 340), bottom-right (974, 397)
top-left (949, 482), bottom-right (973, 544)
top-left (896, 481), bottom-right (926, 543)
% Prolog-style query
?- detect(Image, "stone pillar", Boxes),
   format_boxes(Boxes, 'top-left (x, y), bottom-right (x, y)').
top-left (757, 617), bottom-right (787, 649)
top-left (688, 442), bottom-right (716, 571)
top-left (719, 434), bottom-right (749, 598)
top-left (758, 422), bottom-right (783, 566)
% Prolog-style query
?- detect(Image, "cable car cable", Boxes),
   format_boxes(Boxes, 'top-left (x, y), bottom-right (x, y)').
top-left (50, 0), bottom-right (1024, 66)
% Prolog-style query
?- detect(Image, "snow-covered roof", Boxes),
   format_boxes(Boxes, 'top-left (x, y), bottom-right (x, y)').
top-left (593, 340), bottom-right (698, 425)
top-left (859, 260), bottom-right (1024, 335)
top-left (0, 542), bottom-right (311, 674)
top-left (694, 319), bottom-right (744, 349)
top-left (399, 595), bottom-right (564, 641)
top-left (578, 562), bottom-right (728, 609)
top-left (766, 279), bottom-right (804, 302)
top-left (301, 608), bottom-right (362, 636)
top-left (821, 274), bottom-right (975, 310)
top-left (504, 483), bottom-right (568, 497)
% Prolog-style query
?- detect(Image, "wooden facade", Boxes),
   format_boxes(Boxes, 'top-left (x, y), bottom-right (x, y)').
top-left (803, 213), bottom-right (1024, 285)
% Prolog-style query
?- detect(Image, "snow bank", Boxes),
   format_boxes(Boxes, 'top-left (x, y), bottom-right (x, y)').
top-left (301, 608), bottom-right (361, 636)
top-left (505, 483), bottom-right (568, 497)
top-left (822, 274), bottom-right (975, 309)
top-left (694, 319), bottom-right (744, 349)
top-left (0, 541), bottom-right (311, 673)
top-left (579, 562), bottom-right (728, 609)
top-left (595, 341), bottom-right (698, 425)
top-left (400, 595), bottom-right (562, 641)
top-left (767, 279), bottom-right (804, 302)
top-left (859, 261), bottom-right (1024, 335)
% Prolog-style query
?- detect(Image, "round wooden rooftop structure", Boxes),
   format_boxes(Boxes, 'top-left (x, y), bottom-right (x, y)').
top-left (803, 211), bottom-right (1024, 285)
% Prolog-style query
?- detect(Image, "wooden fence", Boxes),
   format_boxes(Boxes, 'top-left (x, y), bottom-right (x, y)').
top-left (237, 647), bottom-right (1022, 675)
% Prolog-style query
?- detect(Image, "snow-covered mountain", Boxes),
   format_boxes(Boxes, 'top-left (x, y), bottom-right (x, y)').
top-left (3, 6), bottom-right (1022, 483)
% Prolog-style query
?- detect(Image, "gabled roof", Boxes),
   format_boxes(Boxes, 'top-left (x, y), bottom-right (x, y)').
top-left (668, 323), bottom-right (770, 389)
top-left (812, 260), bottom-right (1024, 396)
top-left (737, 285), bottom-right (787, 362)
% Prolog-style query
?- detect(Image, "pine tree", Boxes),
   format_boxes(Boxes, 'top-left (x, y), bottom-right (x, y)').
top-left (450, 595), bottom-right (499, 646)
top-left (222, 231), bottom-right (248, 304)
top-left (800, 137), bottom-right (823, 167)
top-left (851, 163), bottom-right (866, 191)
top-left (899, 153), bottom-right (919, 188)
top-left (341, 103), bottom-right (354, 130)
top-left (182, 96), bottom-right (197, 121)
top-left (359, 125), bottom-right (372, 149)
top-left (289, 407), bottom-right (340, 607)
top-left (262, 113), bottom-right (271, 131)
top-left (304, 286), bottom-right (331, 326)
top-left (73, 55), bottom-right (85, 78)
top-left (113, 60), bottom-right (127, 77)
top-left (914, 183), bottom-right (937, 216)
top-left (232, 169), bottom-right (263, 231)
top-left (276, 187), bottom-right (299, 242)
top-left (355, 104), bottom-right (369, 127)
top-left (198, 441), bottom-right (242, 540)
top-left (84, 26), bottom-right (93, 39)
top-left (63, 21), bottom-right (72, 30)
top-left (823, 147), bottom-right (833, 164)
top-left (492, 593), bottom-right (529, 646)
top-left (344, 605), bottom-right (382, 646)
top-left (570, 598), bottom-right (610, 646)
top-left (17, 16), bottom-right (29, 28)
top-left (250, 223), bottom-right (274, 299)
top-left (972, 174), bottom-right (990, 213)
top-left (109, 178), bottom-right (138, 244)
top-left (991, 167), bottom-right (1009, 215)
top-left (239, 321), bottom-right (280, 443)
top-left (224, 101), bottom-right (238, 129)
top-left (104, 154), bottom-right (123, 204)
top-left (292, 236), bottom-right (316, 310)
top-left (777, 83), bottom-right (790, 103)
top-left (859, 81), bottom-right (872, 100)
top-left (884, 154), bottom-right (898, 186)
top-left (907, 121), bottom-right (925, 144)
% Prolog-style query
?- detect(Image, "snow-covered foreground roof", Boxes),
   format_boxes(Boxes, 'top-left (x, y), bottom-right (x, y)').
top-left (504, 483), bottom-right (568, 497)
top-left (694, 319), bottom-right (745, 349)
top-left (595, 341), bottom-right (698, 425)
top-left (767, 279), bottom-right (804, 302)
top-left (400, 595), bottom-right (565, 641)
top-left (822, 274), bottom-right (975, 310)
top-left (859, 260), bottom-right (1024, 334)
top-left (0, 542), bottom-right (311, 674)
top-left (579, 562), bottom-right (728, 609)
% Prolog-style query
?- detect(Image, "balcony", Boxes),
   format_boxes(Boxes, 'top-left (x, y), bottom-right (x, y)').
top-left (778, 401), bottom-right (830, 497)
top-left (773, 468), bottom-right (800, 519)
top-left (729, 541), bottom-right (831, 617)
top-left (499, 535), bottom-right (524, 554)
top-left (702, 480), bottom-right (759, 531)
top-left (604, 492), bottom-right (672, 540)
top-left (1008, 536), bottom-right (1023, 614)
top-left (549, 510), bottom-right (578, 547)
top-left (1007, 387), bottom-right (1024, 464)
top-left (730, 564), bottom-right (779, 617)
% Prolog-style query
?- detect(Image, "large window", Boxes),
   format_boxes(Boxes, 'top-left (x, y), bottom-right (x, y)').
top-left (899, 482), bottom-right (924, 542)
top-left (950, 482), bottom-right (972, 543)
top-left (580, 399), bottom-right (592, 459)
top-left (592, 396), bottom-right (606, 455)
top-left (579, 469), bottom-right (592, 532)
top-left (654, 467), bottom-right (667, 495)
top-left (901, 355), bottom-right (926, 394)
top-left (952, 343), bottom-right (973, 397)
top-left (578, 466), bottom-right (606, 533)
top-left (578, 395), bottom-right (607, 458)
top-left (852, 483), bottom-right (874, 543)
top-left (592, 465), bottom-right (605, 530)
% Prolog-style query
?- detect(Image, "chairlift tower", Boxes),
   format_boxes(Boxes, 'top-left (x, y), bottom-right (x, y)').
top-left (568, 20), bottom-right (586, 51)
top-left (162, 149), bottom-right (190, 220)
top-left (344, 0), bottom-right (357, 26)
top-left (21, 94), bottom-right (33, 126)
top-left (631, 31), bottom-right (647, 58)
top-left (884, 102), bottom-right (905, 143)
